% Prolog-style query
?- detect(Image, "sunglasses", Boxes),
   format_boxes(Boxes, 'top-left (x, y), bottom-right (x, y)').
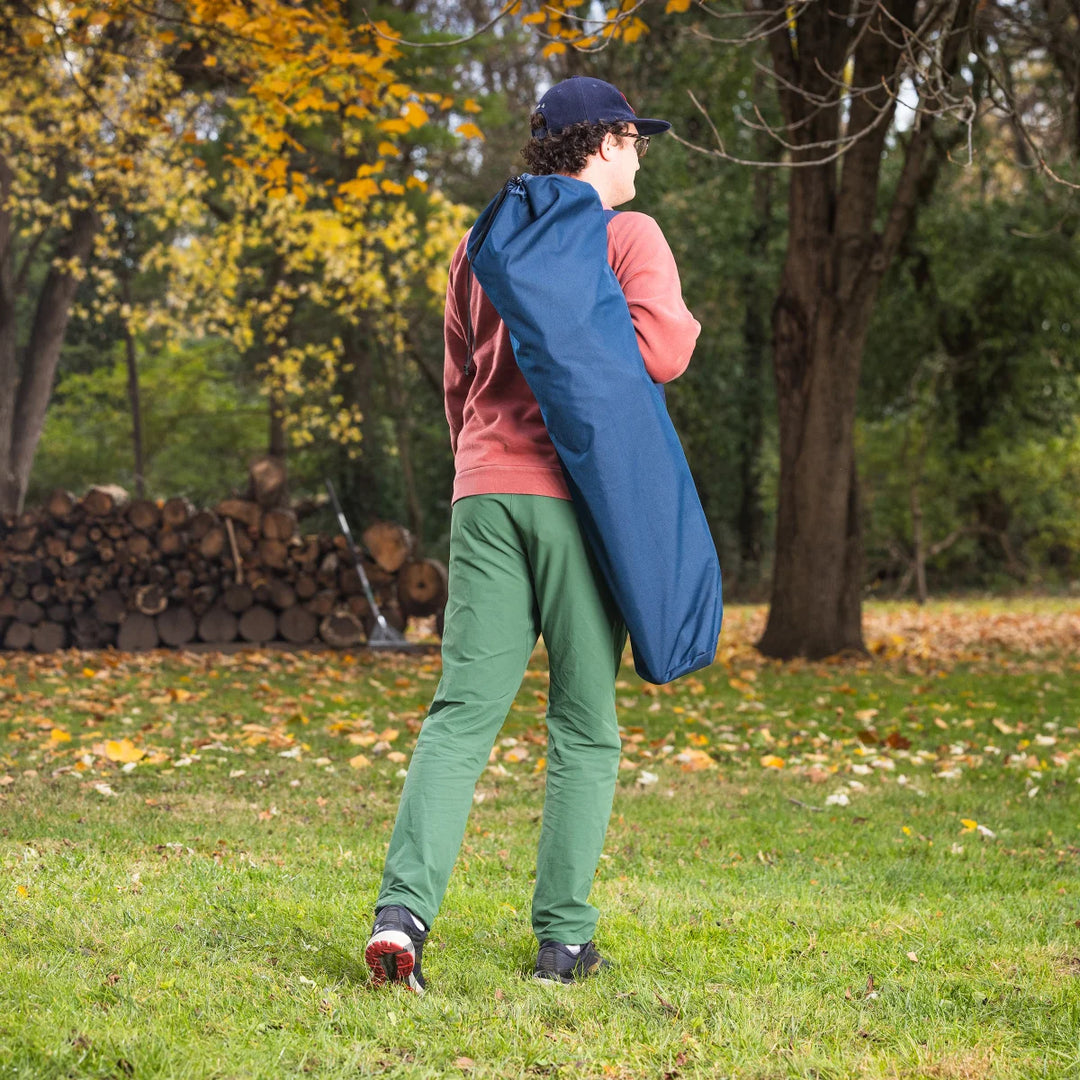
top-left (630, 134), bottom-right (650, 158)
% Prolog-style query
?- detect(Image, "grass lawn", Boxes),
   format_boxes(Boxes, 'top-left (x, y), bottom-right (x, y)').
top-left (1, 600), bottom-right (1078, 1079)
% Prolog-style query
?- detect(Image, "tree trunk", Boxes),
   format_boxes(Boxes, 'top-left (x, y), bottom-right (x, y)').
top-left (121, 272), bottom-right (145, 498)
top-left (0, 184), bottom-right (99, 516)
top-left (757, 0), bottom-right (969, 658)
top-left (0, 154), bottom-right (17, 517)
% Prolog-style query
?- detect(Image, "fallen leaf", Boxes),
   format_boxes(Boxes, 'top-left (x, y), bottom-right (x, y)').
top-left (673, 748), bottom-right (714, 772)
top-left (348, 754), bottom-right (371, 769)
top-left (105, 739), bottom-right (145, 764)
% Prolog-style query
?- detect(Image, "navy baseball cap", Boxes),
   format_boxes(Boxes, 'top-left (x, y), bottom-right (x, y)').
top-left (533, 77), bottom-right (671, 137)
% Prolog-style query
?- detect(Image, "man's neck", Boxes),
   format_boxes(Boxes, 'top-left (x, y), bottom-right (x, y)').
top-left (566, 162), bottom-right (620, 210)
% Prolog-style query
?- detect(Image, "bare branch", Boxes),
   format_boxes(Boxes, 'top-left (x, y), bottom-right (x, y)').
top-left (361, 2), bottom-right (518, 49)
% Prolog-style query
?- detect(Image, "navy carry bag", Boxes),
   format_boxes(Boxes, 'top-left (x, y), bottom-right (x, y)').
top-left (466, 173), bottom-right (723, 684)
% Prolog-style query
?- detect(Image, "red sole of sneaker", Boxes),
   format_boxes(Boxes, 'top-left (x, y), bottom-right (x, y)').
top-left (365, 941), bottom-right (416, 989)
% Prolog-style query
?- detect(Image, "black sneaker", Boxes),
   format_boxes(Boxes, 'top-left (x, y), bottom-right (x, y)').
top-left (365, 904), bottom-right (427, 993)
top-left (533, 941), bottom-right (611, 984)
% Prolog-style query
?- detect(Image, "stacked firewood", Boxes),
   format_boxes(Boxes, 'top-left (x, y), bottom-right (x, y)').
top-left (0, 483), bottom-right (447, 653)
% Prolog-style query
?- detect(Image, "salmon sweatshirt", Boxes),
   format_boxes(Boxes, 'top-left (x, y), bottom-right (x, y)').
top-left (442, 209), bottom-right (700, 504)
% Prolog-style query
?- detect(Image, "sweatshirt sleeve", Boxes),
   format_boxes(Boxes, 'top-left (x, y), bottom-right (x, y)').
top-left (608, 211), bottom-right (700, 383)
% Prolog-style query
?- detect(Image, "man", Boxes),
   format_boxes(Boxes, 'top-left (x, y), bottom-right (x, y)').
top-left (365, 77), bottom-right (700, 992)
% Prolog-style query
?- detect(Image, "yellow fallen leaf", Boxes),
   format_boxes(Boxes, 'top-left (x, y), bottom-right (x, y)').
top-left (386, 751), bottom-right (407, 764)
top-left (105, 739), bottom-right (145, 764)
top-left (960, 818), bottom-right (978, 832)
top-left (50, 728), bottom-right (72, 744)
top-left (760, 755), bottom-right (786, 769)
top-left (503, 747), bottom-right (529, 763)
top-left (533, 757), bottom-right (547, 774)
top-left (349, 754), bottom-right (371, 770)
top-left (674, 748), bottom-right (715, 772)
top-left (16, 885), bottom-right (28, 897)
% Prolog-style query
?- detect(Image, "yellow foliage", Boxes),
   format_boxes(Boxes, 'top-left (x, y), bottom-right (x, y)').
top-left (456, 122), bottom-right (485, 141)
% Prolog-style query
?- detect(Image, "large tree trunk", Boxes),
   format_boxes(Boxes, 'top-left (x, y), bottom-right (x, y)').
top-left (0, 157), bottom-right (98, 516)
top-left (757, 0), bottom-right (970, 658)
top-left (0, 153), bottom-right (20, 517)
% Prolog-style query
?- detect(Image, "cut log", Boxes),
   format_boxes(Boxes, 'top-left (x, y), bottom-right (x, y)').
top-left (257, 538), bottom-right (289, 571)
top-left (319, 609), bottom-right (365, 648)
top-left (289, 536), bottom-right (321, 570)
top-left (157, 606), bottom-right (197, 647)
top-left (16, 599), bottom-right (44, 625)
top-left (83, 484), bottom-right (129, 517)
top-left (217, 498), bottom-right (262, 533)
top-left (261, 508), bottom-right (296, 541)
top-left (125, 532), bottom-right (153, 560)
top-left (362, 521), bottom-right (415, 573)
top-left (223, 582), bottom-right (254, 613)
top-left (9, 528), bottom-right (37, 553)
top-left (127, 499), bottom-right (161, 531)
top-left (397, 558), bottom-right (449, 616)
top-left (268, 578), bottom-right (296, 610)
top-left (44, 534), bottom-right (68, 559)
top-left (198, 606), bottom-right (238, 644)
top-left (306, 589), bottom-right (337, 618)
top-left (294, 573), bottom-right (317, 600)
top-left (134, 584), bottom-right (168, 617)
top-left (278, 605), bottom-right (317, 644)
top-left (198, 525), bottom-right (227, 561)
top-left (93, 589), bottom-right (127, 625)
top-left (45, 489), bottom-right (77, 520)
top-left (188, 510), bottom-right (218, 541)
top-left (317, 551), bottom-right (340, 586)
top-left (31, 621), bottom-right (67, 652)
top-left (4, 621), bottom-right (33, 650)
top-left (117, 613), bottom-right (159, 652)
top-left (161, 496), bottom-right (194, 530)
top-left (248, 455), bottom-right (288, 507)
top-left (189, 585), bottom-right (217, 616)
top-left (72, 613), bottom-right (114, 649)
top-left (238, 605), bottom-right (276, 643)
top-left (159, 528), bottom-right (186, 557)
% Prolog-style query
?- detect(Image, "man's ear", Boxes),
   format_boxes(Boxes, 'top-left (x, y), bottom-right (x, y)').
top-left (597, 132), bottom-right (619, 161)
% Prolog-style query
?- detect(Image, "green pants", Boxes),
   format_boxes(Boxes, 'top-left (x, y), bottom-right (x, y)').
top-left (376, 493), bottom-right (626, 944)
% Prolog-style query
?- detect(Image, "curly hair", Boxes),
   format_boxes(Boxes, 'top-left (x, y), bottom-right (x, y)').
top-left (520, 113), bottom-right (630, 176)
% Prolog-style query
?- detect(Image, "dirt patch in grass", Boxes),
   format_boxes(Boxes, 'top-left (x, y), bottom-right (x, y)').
top-left (911, 1050), bottom-right (997, 1079)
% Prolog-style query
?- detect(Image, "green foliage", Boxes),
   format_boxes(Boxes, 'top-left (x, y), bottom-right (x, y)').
top-left (28, 339), bottom-right (267, 505)
top-left (861, 178), bottom-right (1080, 589)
